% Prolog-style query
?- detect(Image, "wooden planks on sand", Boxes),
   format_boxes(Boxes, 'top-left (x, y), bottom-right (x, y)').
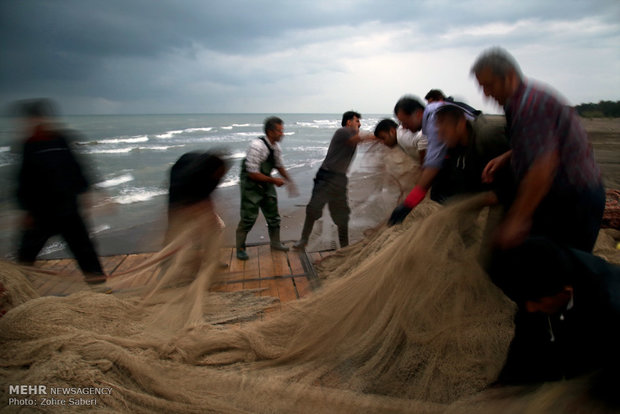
top-left (29, 243), bottom-right (328, 313)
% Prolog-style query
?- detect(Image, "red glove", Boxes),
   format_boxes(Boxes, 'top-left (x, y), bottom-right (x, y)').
top-left (403, 186), bottom-right (427, 209)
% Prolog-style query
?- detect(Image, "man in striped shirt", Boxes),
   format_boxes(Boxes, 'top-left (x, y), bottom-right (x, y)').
top-left (235, 116), bottom-right (295, 261)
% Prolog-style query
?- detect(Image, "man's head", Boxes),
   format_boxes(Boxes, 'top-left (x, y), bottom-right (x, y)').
top-left (394, 96), bottom-right (425, 133)
top-left (425, 89), bottom-right (446, 104)
top-left (435, 104), bottom-right (469, 148)
top-left (342, 111), bottom-right (361, 133)
top-left (264, 116), bottom-right (284, 142)
top-left (489, 237), bottom-right (576, 314)
top-left (471, 47), bottom-right (522, 106)
top-left (374, 119), bottom-right (398, 148)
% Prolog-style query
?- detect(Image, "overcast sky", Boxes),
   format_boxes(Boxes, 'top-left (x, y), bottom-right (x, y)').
top-left (1, 0), bottom-right (619, 115)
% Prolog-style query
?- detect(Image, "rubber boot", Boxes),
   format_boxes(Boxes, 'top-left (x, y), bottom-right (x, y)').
top-left (338, 225), bottom-right (349, 248)
top-left (269, 226), bottom-right (289, 251)
top-left (293, 216), bottom-right (315, 249)
top-left (236, 228), bottom-right (249, 260)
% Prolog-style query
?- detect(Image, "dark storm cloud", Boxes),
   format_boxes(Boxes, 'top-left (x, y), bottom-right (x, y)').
top-left (0, 0), bottom-right (618, 114)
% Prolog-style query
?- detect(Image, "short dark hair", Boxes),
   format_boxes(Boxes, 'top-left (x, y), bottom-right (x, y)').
top-left (374, 119), bottom-right (398, 136)
top-left (435, 104), bottom-right (466, 125)
top-left (341, 111), bottom-right (361, 127)
top-left (425, 89), bottom-right (446, 102)
top-left (393, 96), bottom-right (425, 116)
top-left (264, 116), bottom-right (283, 134)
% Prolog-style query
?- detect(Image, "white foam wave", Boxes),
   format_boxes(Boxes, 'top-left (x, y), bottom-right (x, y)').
top-left (112, 188), bottom-right (167, 205)
top-left (218, 177), bottom-right (240, 188)
top-left (224, 152), bottom-right (246, 160)
top-left (221, 126), bottom-right (233, 130)
top-left (234, 132), bottom-right (261, 137)
top-left (95, 173), bottom-right (135, 188)
top-left (0, 146), bottom-right (10, 153)
top-left (97, 136), bottom-right (148, 144)
top-left (295, 119), bottom-right (339, 129)
top-left (156, 130), bottom-right (184, 139)
top-left (184, 127), bottom-right (213, 133)
top-left (40, 240), bottom-right (66, 256)
top-left (83, 147), bottom-right (135, 154)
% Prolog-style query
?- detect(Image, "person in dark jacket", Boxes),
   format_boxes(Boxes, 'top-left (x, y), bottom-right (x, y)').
top-left (489, 236), bottom-right (620, 407)
top-left (14, 99), bottom-right (106, 284)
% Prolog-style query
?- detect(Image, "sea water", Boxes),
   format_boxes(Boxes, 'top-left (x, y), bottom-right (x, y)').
top-left (0, 113), bottom-right (388, 257)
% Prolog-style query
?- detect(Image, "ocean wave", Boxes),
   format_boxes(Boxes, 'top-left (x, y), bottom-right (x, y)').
top-left (155, 130), bottom-right (184, 139)
top-left (234, 132), bottom-right (261, 137)
top-left (289, 145), bottom-right (329, 152)
top-left (184, 127), bottom-right (213, 133)
top-left (112, 187), bottom-right (167, 205)
top-left (223, 151), bottom-right (245, 160)
top-left (221, 126), bottom-right (233, 130)
top-left (80, 136), bottom-right (149, 145)
top-left (40, 240), bottom-right (66, 256)
top-left (231, 123), bottom-right (261, 127)
top-left (0, 146), bottom-right (10, 153)
top-left (296, 120), bottom-right (339, 128)
top-left (95, 173), bottom-right (135, 189)
top-left (81, 147), bottom-right (136, 154)
top-left (218, 176), bottom-right (240, 188)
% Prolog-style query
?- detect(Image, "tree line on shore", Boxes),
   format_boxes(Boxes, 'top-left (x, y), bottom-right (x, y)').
top-left (575, 100), bottom-right (620, 118)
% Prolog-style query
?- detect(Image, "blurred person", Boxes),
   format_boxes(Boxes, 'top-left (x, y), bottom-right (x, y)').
top-left (425, 88), bottom-right (482, 115)
top-left (235, 117), bottom-right (297, 261)
top-left (14, 99), bottom-right (106, 284)
top-left (293, 111), bottom-right (376, 250)
top-left (387, 95), bottom-right (479, 226)
top-left (431, 104), bottom-right (510, 203)
top-left (489, 236), bottom-right (620, 408)
top-left (166, 151), bottom-right (228, 244)
top-left (424, 89), bottom-right (446, 104)
top-left (471, 47), bottom-right (605, 252)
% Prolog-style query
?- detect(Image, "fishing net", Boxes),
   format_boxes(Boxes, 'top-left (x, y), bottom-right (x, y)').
top-left (306, 141), bottom-right (421, 251)
top-left (1, 193), bottom-right (619, 413)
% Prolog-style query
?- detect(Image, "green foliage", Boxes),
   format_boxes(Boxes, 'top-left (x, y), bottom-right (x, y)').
top-left (575, 101), bottom-right (620, 118)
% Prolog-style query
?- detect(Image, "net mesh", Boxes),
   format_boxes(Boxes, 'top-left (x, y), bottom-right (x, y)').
top-left (1, 192), bottom-right (619, 412)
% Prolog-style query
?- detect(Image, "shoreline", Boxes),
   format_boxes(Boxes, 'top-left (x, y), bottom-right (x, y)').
top-left (1, 117), bottom-right (619, 260)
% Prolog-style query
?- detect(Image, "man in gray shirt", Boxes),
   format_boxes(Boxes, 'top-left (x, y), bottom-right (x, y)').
top-left (294, 111), bottom-right (373, 249)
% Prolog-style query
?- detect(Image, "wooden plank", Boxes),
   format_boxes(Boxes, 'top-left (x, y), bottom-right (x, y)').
top-left (288, 251), bottom-right (305, 275)
top-left (293, 277), bottom-right (312, 299)
top-left (271, 250), bottom-right (290, 278)
top-left (243, 246), bottom-right (260, 281)
top-left (273, 278), bottom-right (297, 304)
top-left (101, 255), bottom-right (127, 275)
top-left (257, 245), bottom-right (274, 279)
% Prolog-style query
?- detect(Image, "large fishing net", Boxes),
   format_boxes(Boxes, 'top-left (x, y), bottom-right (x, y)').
top-left (3, 188), bottom-right (619, 413)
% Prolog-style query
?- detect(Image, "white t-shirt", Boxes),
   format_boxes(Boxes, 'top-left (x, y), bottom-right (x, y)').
top-left (396, 126), bottom-right (428, 162)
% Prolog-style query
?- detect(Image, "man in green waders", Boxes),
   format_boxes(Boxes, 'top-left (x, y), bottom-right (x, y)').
top-left (236, 116), bottom-right (296, 261)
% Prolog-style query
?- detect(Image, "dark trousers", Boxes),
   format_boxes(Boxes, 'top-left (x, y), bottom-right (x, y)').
top-left (18, 210), bottom-right (104, 275)
top-left (236, 181), bottom-right (280, 249)
top-left (300, 169), bottom-right (350, 246)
